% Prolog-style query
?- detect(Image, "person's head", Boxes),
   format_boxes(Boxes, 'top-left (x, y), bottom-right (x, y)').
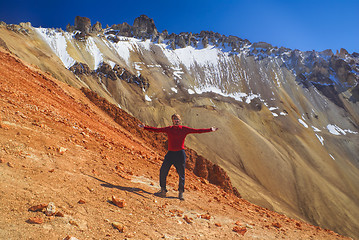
top-left (171, 114), bottom-right (181, 126)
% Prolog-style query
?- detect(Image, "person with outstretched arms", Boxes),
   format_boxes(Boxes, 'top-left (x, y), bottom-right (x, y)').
top-left (139, 113), bottom-right (218, 200)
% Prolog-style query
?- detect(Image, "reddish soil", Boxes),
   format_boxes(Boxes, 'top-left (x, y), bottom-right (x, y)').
top-left (0, 49), bottom-right (351, 239)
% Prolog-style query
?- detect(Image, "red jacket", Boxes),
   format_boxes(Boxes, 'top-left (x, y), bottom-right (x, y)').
top-left (144, 125), bottom-right (212, 151)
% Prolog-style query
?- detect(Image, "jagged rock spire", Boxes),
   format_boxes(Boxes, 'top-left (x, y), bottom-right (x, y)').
top-left (133, 15), bottom-right (158, 38)
top-left (74, 16), bottom-right (91, 34)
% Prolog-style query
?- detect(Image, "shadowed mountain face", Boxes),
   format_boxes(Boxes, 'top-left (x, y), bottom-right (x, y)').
top-left (0, 16), bottom-right (358, 238)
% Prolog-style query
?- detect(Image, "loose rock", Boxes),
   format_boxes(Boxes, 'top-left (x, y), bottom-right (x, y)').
top-left (57, 147), bottom-right (67, 154)
top-left (199, 213), bottom-right (211, 220)
top-left (183, 215), bottom-right (193, 224)
top-left (28, 204), bottom-right (48, 212)
top-left (233, 226), bottom-right (247, 235)
top-left (7, 162), bottom-right (14, 168)
top-left (272, 222), bottom-right (282, 228)
top-left (63, 236), bottom-right (80, 240)
top-left (112, 196), bottom-right (126, 208)
top-left (27, 217), bottom-right (44, 224)
top-left (112, 222), bottom-right (126, 232)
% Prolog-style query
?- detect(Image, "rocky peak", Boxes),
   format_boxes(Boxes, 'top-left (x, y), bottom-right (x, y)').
top-left (133, 15), bottom-right (158, 38)
top-left (91, 21), bottom-right (102, 33)
top-left (74, 16), bottom-right (91, 34)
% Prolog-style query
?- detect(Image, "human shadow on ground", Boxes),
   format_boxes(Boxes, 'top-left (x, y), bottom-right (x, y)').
top-left (85, 174), bottom-right (178, 199)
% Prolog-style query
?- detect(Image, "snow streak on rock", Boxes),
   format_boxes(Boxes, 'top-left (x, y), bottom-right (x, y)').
top-left (35, 28), bottom-right (76, 68)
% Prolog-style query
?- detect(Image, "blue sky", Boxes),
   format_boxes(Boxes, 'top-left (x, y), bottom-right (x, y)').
top-left (1, 0), bottom-right (358, 54)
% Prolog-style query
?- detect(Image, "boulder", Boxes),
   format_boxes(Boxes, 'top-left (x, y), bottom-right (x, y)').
top-left (27, 217), bottom-right (44, 224)
top-left (111, 196), bottom-right (126, 208)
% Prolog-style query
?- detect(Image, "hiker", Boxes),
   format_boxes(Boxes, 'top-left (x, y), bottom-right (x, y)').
top-left (139, 113), bottom-right (218, 200)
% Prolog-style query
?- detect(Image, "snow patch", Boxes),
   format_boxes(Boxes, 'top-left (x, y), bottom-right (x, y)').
top-left (327, 124), bottom-right (345, 135)
top-left (311, 126), bottom-right (321, 132)
top-left (171, 87), bottom-right (178, 93)
top-left (315, 134), bottom-right (324, 145)
top-left (298, 119), bottom-right (308, 128)
top-left (108, 60), bottom-right (116, 68)
top-left (134, 62), bottom-right (144, 77)
top-left (145, 95), bottom-right (152, 101)
top-left (327, 124), bottom-right (358, 135)
top-left (86, 37), bottom-right (103, 69)
top-left (188, 89), bottom-right (195, 94)
top-left (35, 28), bottom-right (75, 68)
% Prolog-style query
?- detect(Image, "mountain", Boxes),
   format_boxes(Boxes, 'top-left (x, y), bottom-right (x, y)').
top-left (0, 46), bottom-right (351, 240)
top-left (0, 15), bottom-right (358, 239)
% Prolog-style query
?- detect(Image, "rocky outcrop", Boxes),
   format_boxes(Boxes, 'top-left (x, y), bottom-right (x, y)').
top-left (96, 63), bottom-right (117, 81)
top-left (69, 62), bottom-right (92, 75)
top-left (70, 61), bottom-right (149, 89)
top-left (91, 21), bottom-right (102, 33)
top-left (280, 48), bottom-right (359, 107)
top-left (185, 148), bottom-right (241, 197)
top-left (74, 16), bottom-right (91, 34)
top-left (110, 22), bottom-right (133, 37)
top-left (133, 15), bottom-right (158, 39)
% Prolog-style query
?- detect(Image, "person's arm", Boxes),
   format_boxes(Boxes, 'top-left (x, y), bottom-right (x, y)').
top-left (138, 124), bottom-right (168, 133)
top-left (183, 126), bottom-right (218, 134)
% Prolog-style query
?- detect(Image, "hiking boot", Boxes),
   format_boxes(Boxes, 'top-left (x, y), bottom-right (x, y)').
top-left (154, 188), bottom-right (167, 198)
top-left (178, 191), bottom-right (184, 200)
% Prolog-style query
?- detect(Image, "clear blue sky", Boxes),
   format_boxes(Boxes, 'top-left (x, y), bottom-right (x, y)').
top-left (1, 0), bottom-right (358, 54)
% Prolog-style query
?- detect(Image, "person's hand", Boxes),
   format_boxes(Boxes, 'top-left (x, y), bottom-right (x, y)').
top-left (211, 127), bottom-right (218, 132)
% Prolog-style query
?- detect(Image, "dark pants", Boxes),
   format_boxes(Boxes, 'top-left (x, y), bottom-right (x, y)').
top-left (160, 150), bottom-right (186, 192)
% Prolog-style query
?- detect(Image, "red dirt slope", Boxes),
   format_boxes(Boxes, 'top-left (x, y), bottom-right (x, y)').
top-left (0, 48), bottom-right (351, 239)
